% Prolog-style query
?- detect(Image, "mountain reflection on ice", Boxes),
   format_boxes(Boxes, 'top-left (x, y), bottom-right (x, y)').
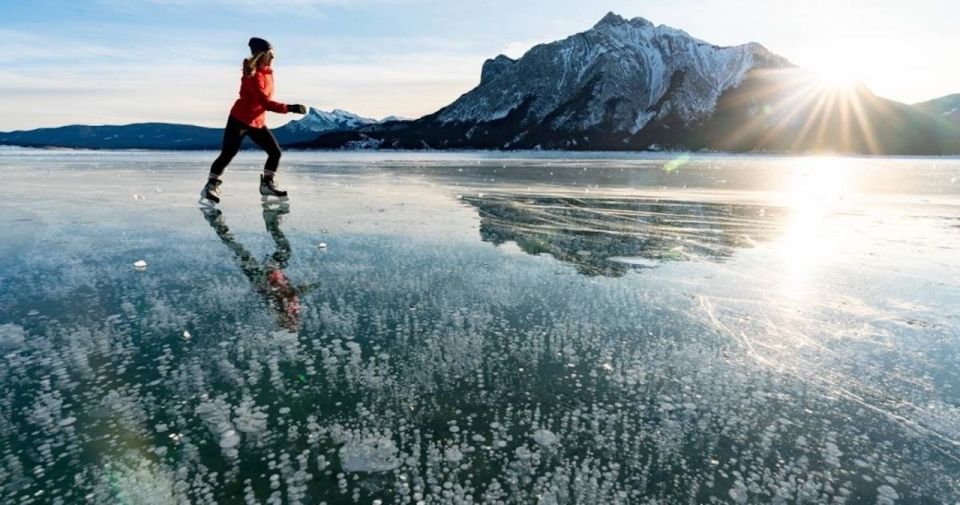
top-left (0, 150), bottom-right (958, 504)
top-left (461, 193), bottom-right (786, 276)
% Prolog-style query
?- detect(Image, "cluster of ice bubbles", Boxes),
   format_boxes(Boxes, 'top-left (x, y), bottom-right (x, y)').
top-left (1, 194), bottom-right (959, 503)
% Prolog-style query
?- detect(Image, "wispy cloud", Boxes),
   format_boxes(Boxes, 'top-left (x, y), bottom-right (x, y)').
top-left (0, 29), bottom-right (133, 64)
top-left (100, 0), bottom-right (411, 17)
top-left (0, 27), bottom-right (239, 66)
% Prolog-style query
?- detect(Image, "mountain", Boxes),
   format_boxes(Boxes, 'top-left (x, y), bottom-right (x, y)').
top-left (302, 13), bottom-right (960, 155)
top-left (378, 115), bottom-right (412, 123)
top-left (914, 94), bottom-right (960, 125)
top-left (0, 108), bottom-right (374, 149)
top-left (274, 108), bottom-right (376, 144)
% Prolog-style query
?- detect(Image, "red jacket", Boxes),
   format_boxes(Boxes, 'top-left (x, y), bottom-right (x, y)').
top-left (230, 66), bottom-right (288, 128)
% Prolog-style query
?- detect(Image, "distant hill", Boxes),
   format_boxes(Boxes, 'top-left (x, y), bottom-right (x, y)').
top-left (914, 94), bottom-right (960, 126)
top-left (0, 123), bottom-right (222, 150)
top-left (301, 13), bottom-right (960, 155)
top-left (0, 108), bottom-right (376, 150)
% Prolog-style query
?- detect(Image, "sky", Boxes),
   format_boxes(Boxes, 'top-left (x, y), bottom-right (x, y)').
top-left (2, 0), bottom-right (958, 131)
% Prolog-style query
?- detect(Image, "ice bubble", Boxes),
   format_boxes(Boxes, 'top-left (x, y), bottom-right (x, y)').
top-left (220, 430), bottom-right (240, 449)
top-left (133, 260), bottom-right (148, 270)
top-left (58, 416), bottom-right (77, 427)
top-left (339, 437), bottom-right (401, 473)
top-left (877, 485), bottom-right (899, 505)
top-left (444, 447), bottom-right (463, 463)
top-left (514, 446), bottom-right (534, 460)
top-left (531, 429), bottom-right (559, 448)
top-left (318, 242), bottom-right (328, 249)
top-left (728, 478), bottom-right (748, 504)
top-left (0, 323), bottom-right (26, 349)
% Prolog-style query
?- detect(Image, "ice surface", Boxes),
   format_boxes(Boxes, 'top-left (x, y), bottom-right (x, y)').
top-left (0, 149), bottom-right (958, 504)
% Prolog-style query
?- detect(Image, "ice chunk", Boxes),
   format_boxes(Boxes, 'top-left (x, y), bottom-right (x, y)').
top-left (318, 242), bottom-right (328, 249)
top-left (133, 260), bottom-right (148, 270)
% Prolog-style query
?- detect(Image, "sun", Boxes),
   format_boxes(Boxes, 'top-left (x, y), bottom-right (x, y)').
top-left (810, 60), bottom-right (860, 91)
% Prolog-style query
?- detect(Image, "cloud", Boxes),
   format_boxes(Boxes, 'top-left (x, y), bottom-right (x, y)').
top-left (103, 0), bottom-right (409, 16)
top-left (0, 26), bottom-right (240, 66)
top-left (0, 29), bottom-right (134, 64)
top-left (2, 46), bottom-right (485, 130)
top-left (280, 53), bottom-right (482, 119)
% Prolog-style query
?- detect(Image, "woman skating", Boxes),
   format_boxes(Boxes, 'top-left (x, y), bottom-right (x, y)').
top-left (200, 37), bottom-right (307, 205)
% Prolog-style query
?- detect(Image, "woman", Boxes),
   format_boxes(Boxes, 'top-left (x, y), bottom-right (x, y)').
top-left (201, 37), bottom-right (307, 204)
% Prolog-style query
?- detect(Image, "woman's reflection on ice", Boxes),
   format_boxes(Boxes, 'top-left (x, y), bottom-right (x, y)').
top-left (201, 203), bottom-right (309, 332)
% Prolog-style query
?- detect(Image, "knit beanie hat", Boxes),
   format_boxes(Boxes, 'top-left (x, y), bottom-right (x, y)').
top-left (248, 37), bottom-right (273, 55)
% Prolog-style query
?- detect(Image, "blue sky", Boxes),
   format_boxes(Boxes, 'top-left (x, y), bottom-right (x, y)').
top-left (2, 0), bottom-right (957, 130)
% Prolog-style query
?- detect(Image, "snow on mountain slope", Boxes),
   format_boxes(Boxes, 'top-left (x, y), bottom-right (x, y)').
top-left (281, 108), bottom-right (376, 134)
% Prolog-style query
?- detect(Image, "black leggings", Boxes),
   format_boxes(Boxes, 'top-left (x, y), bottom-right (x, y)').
top-left (209, 116), bottom-right (282, 178)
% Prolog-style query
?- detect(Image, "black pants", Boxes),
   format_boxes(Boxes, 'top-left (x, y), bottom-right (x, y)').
top-left (209, 116), bottom-right (281, 178)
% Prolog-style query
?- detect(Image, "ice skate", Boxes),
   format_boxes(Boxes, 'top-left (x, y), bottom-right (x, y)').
top-left (199, 179), bottom-right (222, 206)
top-left (259, 173), bottom-right (288, 202)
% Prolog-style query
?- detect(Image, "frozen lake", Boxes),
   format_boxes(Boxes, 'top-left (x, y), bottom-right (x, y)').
top-left (1, 148), bottom-right (959, 504)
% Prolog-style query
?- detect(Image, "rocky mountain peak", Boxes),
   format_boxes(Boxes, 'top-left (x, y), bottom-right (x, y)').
top-left (480, 55), bottom-right (517, 85)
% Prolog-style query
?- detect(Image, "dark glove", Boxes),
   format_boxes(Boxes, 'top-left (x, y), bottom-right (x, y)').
top-left (287, 104), bottom-right (307, 114)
